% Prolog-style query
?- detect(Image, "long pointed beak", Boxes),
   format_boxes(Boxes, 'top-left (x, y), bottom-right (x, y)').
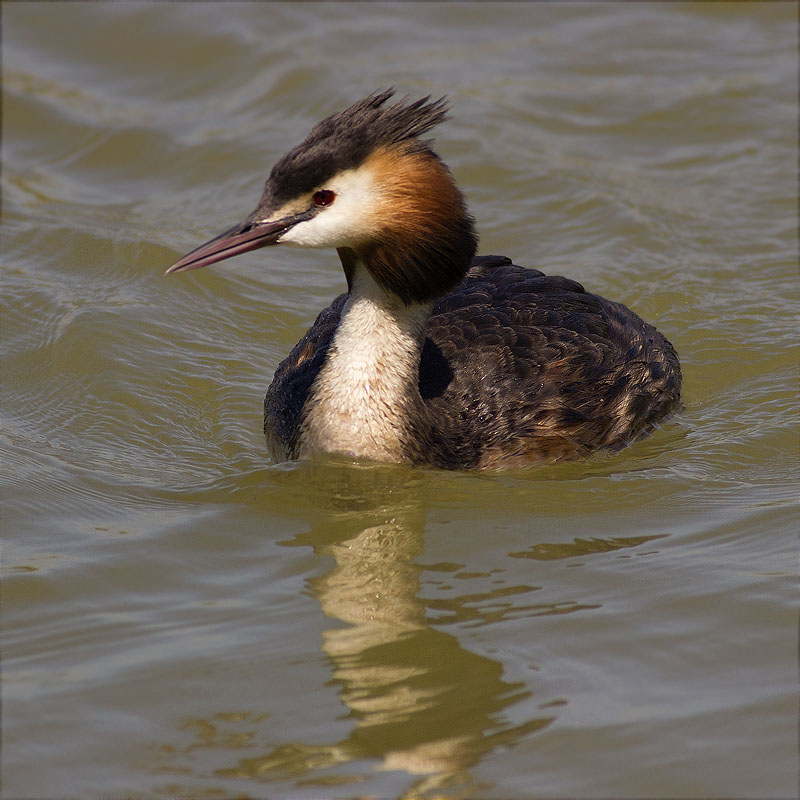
top-left (165, 209), bottom-right (312, 274)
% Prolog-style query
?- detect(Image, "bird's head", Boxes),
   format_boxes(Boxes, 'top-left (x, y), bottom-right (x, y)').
top-left (166, 89), bottom-right (477, 304)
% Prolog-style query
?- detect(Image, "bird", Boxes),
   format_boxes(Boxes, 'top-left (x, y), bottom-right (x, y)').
top-left (166, 89), bottom-right (681, 470)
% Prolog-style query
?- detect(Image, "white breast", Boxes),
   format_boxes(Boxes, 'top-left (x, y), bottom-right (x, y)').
top-left (296, 265), bottom-right (430, 462)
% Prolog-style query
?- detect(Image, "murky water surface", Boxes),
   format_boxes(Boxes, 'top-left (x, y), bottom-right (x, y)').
top-left (3, 3), bottom-right (797, 798)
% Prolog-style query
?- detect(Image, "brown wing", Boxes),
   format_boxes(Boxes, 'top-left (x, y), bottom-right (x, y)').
top-left (413, 257), bottom-right (681, 468)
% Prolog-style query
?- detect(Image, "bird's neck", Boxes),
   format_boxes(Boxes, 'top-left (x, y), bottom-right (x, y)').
top-left (296, 257), bottom-right (431, 463)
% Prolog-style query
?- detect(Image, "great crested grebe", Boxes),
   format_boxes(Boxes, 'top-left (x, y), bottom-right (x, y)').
top-left (166, 89), bottom-right (681, 470)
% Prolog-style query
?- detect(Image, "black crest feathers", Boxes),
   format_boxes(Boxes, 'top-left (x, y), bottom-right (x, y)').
top-left (264, 89), bottom-right (449, 204)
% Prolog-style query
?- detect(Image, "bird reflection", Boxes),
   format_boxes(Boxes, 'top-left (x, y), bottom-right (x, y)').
top-left (221, 462), bottom-right (554, 796)
top-left (154, 463), bottom-right (667, 796)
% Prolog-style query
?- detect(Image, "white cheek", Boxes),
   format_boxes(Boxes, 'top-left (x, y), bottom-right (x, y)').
top-left (278, 204), bottom-right (358, 248)
top-left (277, 166), bottom-right (377, 249)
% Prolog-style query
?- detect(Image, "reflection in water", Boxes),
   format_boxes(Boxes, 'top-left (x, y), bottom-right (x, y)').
top-left (219, 463), bottom-right (555, 796)
top-left (159, 463), bottom-right (664, 795)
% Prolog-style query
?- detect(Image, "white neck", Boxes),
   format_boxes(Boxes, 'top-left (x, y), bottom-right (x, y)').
top-left (296, 264), bottom-right (431, 462)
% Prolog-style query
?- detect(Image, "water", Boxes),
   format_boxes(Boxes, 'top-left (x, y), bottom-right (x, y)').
top-left (2, 3), bottom-right (797, 798)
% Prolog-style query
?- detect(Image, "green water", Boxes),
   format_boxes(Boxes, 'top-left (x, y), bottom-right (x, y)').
top-left (2, 2), bottom-right (797, 798)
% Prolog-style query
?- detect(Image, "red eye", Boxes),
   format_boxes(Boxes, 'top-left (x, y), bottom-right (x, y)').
top-left (313, 189), bottom-right (336, 207)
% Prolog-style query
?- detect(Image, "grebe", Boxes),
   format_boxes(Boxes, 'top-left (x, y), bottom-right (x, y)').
top-left (166, 90), bottom-right (681, 470)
